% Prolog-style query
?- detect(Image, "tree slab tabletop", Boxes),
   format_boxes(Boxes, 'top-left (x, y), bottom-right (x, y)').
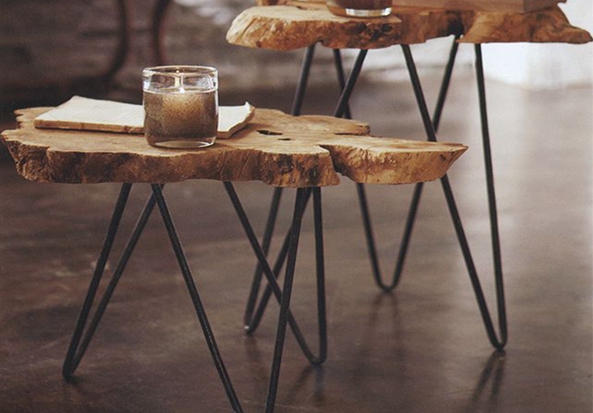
top-left (226, 3), bottom-right (591, 50)
top-left (2, 107), bottom-right (466, 188)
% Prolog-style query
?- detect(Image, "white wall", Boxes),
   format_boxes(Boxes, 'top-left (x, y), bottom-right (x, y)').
top-left (482, 1), bottom-right (593, 89)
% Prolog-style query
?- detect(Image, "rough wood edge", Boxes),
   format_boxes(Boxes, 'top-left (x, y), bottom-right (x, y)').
top-left (227, 3), bottom-right (592, 50)
top-left (2, 107), bottom-right (467, 188)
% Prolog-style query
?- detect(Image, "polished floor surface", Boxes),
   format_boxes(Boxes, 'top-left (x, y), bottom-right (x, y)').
top-left (0, 67), bottom-right (591, 413)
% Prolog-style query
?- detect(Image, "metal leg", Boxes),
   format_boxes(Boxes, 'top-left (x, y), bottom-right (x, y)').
top-left (292, 45), bottom-right (316, 116)
top-left (473, 44), bottom-right (507, 348)
top-left (62, 183), bottom-right (131, 379)
top-left (401, 44), bottom-right (507, 350)
top-left (333, 49), bottom-right (368, 118)
top-left (244, 191), bottom-right (312, 334)
top-left (264, 187), bottom-right (310, 413)
top-left (332, 49), bottom-right (352, 119)
top-left (359, 35), bottom-right (461, 292)
top-left (243, 186), bottom-right (284, 327)
top-left (225, 183), bottom-right (327, 366)
top-left (243, 45), bottom-right (316, 331)
top-left (63, 183), bottom-right (243, 411)
top-left (243, 48), bottom-right (367, 340)
top-left (62, 183), bottom-right (159, 379)
top-left (150, 184), bottom-right (243, 412)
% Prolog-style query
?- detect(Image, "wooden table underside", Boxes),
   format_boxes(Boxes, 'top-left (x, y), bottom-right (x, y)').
top-left (226, 2), bottom-right (592, 50)
top-left (2, 108), bottom-right (466, 188)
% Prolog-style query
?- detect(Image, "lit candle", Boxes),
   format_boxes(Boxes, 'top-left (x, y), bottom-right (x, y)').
top-left (143, 66), bottom-right (219, 149)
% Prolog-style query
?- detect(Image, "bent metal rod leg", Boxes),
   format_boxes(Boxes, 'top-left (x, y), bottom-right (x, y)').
top-left (225, 182), bottom-right (327, 365)
top-left (150, 184), bottom-right (243, 412)
top-left (242, 47), bottom-right (366, 338)
top-left (243, 45), bottom-right (316, 328)
top-left (358, 35), bottom-right (461, 292)
top-left (243, 191), bottom-right (313, 335)
top-left (225, 183), bottom-right (320, 411)
top-left (63, 183), bottom-right (157, 378)
top-left (266, 187), bottom-right (311, 412)
top-left (63, 183), bottom-right (243, 412)
top-left (401, 44), bottom-right (507, 349)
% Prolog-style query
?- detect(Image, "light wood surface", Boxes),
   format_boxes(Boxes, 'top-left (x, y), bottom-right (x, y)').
top-left (227, 2), bottom-right (592, 49)
top-left (2, 107), bottom-right (466, 188)
top-left (394, 0), bottom-right (564, 13)
top-left (256, 0), bottom-right (565, 13)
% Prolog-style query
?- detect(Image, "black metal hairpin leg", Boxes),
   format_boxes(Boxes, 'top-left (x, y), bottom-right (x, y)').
top-left (62, 183), bottom-right (156, 379)
top-left (332, 49), bottom-right (353, 120)
top-left (243, 191), bottom-right (313, 335)
top-left (357, 35), bottom-right (461, 292)
top-left (225, 183), bottom-right (327, 367)
top-left (264, 187), bottom-right (311, 412)
top-left (242, 47), bottom-right (366, 341)
top-left (243, 45), bottom-right (315, 330)
top-left (333, 49), bottom-right (368, 119)
top-left (62, 183), bottom-right (243, 412)
top-left (401, 43), bottom-right (507, 350)
top-left (150, 184), bottom-right (243, 411)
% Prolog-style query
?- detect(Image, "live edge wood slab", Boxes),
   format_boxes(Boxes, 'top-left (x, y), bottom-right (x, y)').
top-left (227, 2), bottom-right (592, 50)
top-left (2, 107), bottom-right (466, 188)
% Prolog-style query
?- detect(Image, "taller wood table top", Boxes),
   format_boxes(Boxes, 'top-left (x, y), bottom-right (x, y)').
top-left (1, 107), bottom-right (466, 188)
top-left (227, 1), bottom-right (592, 50)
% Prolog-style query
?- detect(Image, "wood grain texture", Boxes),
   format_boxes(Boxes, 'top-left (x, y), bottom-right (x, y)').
top-left (227, 2), bottom-right (591, 50)
top-left (255, 0), bottom-right (564, 12)
top-left (459, 5), bottom-right (593, 44)
top-left (227, 3), bottom-right (457, 50)
top-left (1, 107), bottom-right (466, 188)
top-left (388, 0), bottom-right (564, 13)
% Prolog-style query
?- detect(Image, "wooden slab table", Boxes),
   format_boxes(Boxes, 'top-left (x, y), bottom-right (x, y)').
top-left (227, 1), bottom-right (592, 49)
top-left (1, 107), bottom-right (465, 413)
top-left (225, 0), bottom-right (593, 355)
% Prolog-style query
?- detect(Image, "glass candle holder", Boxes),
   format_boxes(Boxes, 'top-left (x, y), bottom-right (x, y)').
top-left (142, 65), bottom-right (218, 149)
top-left (327, 0), bottom-right (392, 17)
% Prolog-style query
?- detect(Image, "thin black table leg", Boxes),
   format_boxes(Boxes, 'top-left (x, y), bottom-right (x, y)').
top-left (359, 35), bottom-right (461, 291)
top-left (62, 183), bottom-right (133, 379)
top-left (150, 184), bottom-right (243, 412)
top-left (243, 186), bottom-right (283, 327)
top-left (473, 44), bottom-right (507, 348)
top-left (244, 191), bottom-right (313, 335)
top-left (243, 45), bottom-right (315, 330)
top-left (332, 49), bottom-right (353, 119)
top-left (224, 183), bottom-right (326, 411)
top-left (225, 183), bottom-right (327, 365)
top-left (63, 186), bottom-right (158, 378)
top-left (292, 44), bottom-right (316, 116)
top-left (333, 49), bottom-right (368, 118)
top-left (401, 43), bottom-right (507, 350)
top-left (265, 187), bottom-right (310, 413)
top-left (242, 47), bottom-right (365, 338)
top-left (64, 184), bottom-right (244, 410)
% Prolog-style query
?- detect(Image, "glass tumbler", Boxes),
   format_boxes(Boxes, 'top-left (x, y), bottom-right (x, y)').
top-left (327, 0), bottom-right (392, 17)
top-left (142, 65), bottom-right (219, 149)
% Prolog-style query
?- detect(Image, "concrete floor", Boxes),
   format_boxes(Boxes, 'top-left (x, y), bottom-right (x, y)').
top-left (0, 66), bottom-right (591, 412)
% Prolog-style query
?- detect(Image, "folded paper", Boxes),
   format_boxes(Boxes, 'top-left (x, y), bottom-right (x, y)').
top-left (34, 96), bottom-right (255, 139)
